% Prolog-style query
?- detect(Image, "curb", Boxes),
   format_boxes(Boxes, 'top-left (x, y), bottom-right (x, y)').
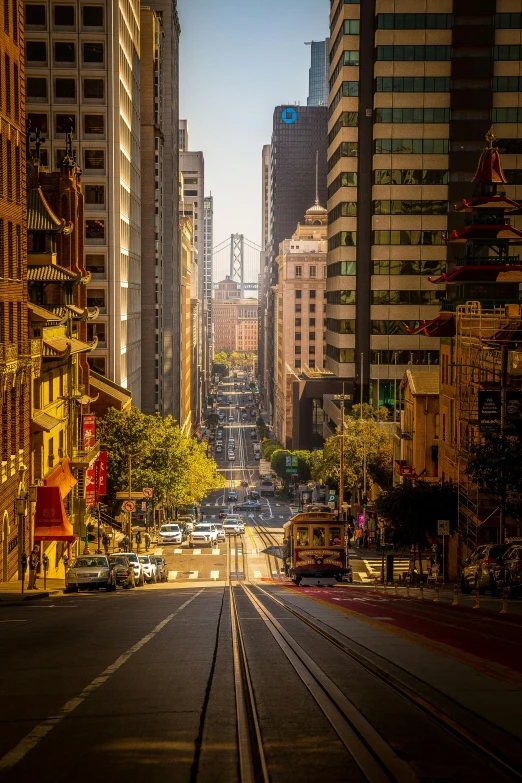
top-left (0, 589), bottom-right (61, 606)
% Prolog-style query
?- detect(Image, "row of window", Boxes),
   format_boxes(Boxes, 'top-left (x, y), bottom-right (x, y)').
top-left (374, 169), bottom-right (448, 185)
top-left (328, 111), bottom-right (358, 147)
top-left (3, 0), bottom-right (19, 41)
top-left (375, 108), bottom-right (450, 124)
top-left (329, 51), bottom-right (360, 92)
top-left (328, 202), bottom-right (357, 222)
top-left (326, 290), bottom-right (356, 305)
top-left (0, 53), bottom-right (21, 123)
top-left (371, 290), bottom-right (443, 305)
top-left (373, 230), bottom-right (444, 245)
top-left (376, 45), bottom-right (451, 62)
top-left (26, 40), bottom-right (104, 65)
top-left (294, 265), bottom-right (319, 279)
top-left (326, 344), bottom-right (355, 364)
top-left (326, 259), bottom-right (446, 278)
top-left (495, 45), bottom-right (522, 61)
top-left (294, 332), bottom-right (318, 342)
top-left (372, 320), bottom-right (420, 335)
top-left (328, 171), bottom-right (358, 199)
top-left (25, 4), bottom-right (104, 29)
top-left (294, 345), bottom-right (317, 355)
top-left (328, 231), bottom-right (356, 251)
top-left (373, 199), bottom-right (448, 215)
top-left (375, 77), bottom-right (449, 93)
top-left (377, 13), bottom-right (452, 30)
top-left (295, 317), bottom-right (318, 327)
top-left (27, 76), bottom-right (105, 102)
top-left (329, 81), bottom-right (359, 114)
top-left (371, 350), bottom-right (439, 365)
top-left (326, 318), bottom-right (355, 335)
top-left (0, 135), bottom-right (22, 204)
top-left (374, 139), bottom-right (449, 155)
top-left (330, 18), bottom-right (360, 63)
top-left (330, 0), bottom-right (359, 36)
top-left (29, 111), bottom-right (104, 135)
top-left (26, 146), bottom-right (107, 173)
top-left (0, 220), bottom-right (23, 283)
top-left (328, 141), bottom-right (358, 171)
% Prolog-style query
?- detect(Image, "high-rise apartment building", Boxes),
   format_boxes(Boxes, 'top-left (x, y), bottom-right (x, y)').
top-left (0, 0), bottom-right (31, 581)
top-left (326, 0), bottom-right (522, 408)
top-left (306, 39), bottom-right (330, 106)
top-left (266, 105), bottom-right (328, 413)
top-left (140, 6), bottom-right (164, 414)
top-left (203, 194), bottom-right (213, 372)
top-left (24, 0), bottom-right (142, 404)
top-left (148, 0), bottom-right (180, 419)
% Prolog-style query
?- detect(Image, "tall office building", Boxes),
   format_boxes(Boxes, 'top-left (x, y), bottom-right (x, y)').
top-left (24, 0), bottom-right (142, 404)
top-left (148, 0), bottom-right (180, 419)
top-left (259, 143), bottom-right (271, 399)
top-left (140, 6), bottom-right (164, 414)
top-left (0, 0), bottom-right (31, 581)
top-left (306, 39), bottom-right (330, 106)
top-left (326, 0), bottom-right (520, 407)
top-left (266, 105), bottom-right (328, 412)
top-left (179, 125), bottom-right (205, 414)
top-left (203, 194), bottom-right (213, 369)
top-left (179, 119), bottom-right (188, 152)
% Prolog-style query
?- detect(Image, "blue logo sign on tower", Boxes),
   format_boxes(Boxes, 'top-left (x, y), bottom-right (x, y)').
top-left (281, 107), bottom-right (297, 125)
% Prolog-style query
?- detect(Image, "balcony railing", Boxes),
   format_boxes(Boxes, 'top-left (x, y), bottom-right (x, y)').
top-left (452, 255), bottom-right (520, 265)
top-left (70, 440), bottom-right (100, 470)
top-left (440, 298), bottom-right (521, 313)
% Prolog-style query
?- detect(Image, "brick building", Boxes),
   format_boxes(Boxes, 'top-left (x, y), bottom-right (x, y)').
top-left (0, 0), bottom-right (31, 582)
top-left (213, 277), bottom-right (258, 354)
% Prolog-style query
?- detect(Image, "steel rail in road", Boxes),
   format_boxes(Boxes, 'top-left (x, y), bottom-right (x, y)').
top-left (240, 583), bottom-right (419, 783)
top-left (250, 583), bottom-right (522, 783)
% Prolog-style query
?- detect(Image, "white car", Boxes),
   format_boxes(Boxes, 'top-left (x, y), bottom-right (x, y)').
top-left (158, 523), bottom-right (182, 545)
top-left (189, 523), bottom-right (218, 547)
top-left (228, 415), bottom-right (234, 421)
top-left (223, 519), bottom-right (243, 534)
top-left (214, 523), bottom-right (226, 542)
top-left (118, 552), bottom-right (145, 586)
top-left (138, 555), bottom-right (158, 584)
top-left (228, 452), bottom-right (235, 461)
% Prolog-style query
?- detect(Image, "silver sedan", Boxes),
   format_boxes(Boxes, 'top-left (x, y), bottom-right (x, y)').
top-left (65, 555), bottom-right (116, 592)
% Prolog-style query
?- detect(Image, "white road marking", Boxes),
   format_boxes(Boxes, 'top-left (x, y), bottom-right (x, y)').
top-left (153, 548), bottom-right (163, 555)
top-left (193, 549), bottom-right (202, 555)
top-left (210, 571), bottom-right (220, 580)
top-left (253, 570), bottom-right (262, 579)
top-left (0, 590), bottom-right (203, 771)
top-left (174, 549), bottom-right (182, 555)
top-left (230, 549), bottom-right (235, 555)
top-left (188, 571), bottom-right (199, 579)
top-left (168, 571), bottom-right (178, 580)
top-left (212, 548), bottom-right (220, 555)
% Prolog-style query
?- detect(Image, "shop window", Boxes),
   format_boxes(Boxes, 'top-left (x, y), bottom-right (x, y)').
top-left (26, 41), bottom-right (47, 62)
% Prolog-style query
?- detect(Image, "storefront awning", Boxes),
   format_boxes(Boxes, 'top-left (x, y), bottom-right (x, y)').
top-left (31, 412), bottom-right (65, 433)
top-left (44, 458), bottom-right (77, 499)
top-left (34, 486), bottom-right (76, 542)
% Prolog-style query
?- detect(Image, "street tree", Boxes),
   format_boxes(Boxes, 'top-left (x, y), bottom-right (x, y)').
top-left (351, 403), bottom-right (389, 422)
top-left (466, 433), bottom-right (522, 522)
top-left (261, 438), bottom-right (283, 461)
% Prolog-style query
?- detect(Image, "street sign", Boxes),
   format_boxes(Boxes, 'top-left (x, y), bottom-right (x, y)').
top-left (291, 456), bottom-right (298, 467)
top-left (142, 487), bottom-right (153, 498)
top-left (286, 468), bottom-right (297, 474)
top-left (116, 492), bottom-right (143, 499)
top-left (122, 500), bottom-right (136, 513)
top-left (437, 519), bottom-right (450, 536)
top-left (328, 493), bottom-right (336, 503)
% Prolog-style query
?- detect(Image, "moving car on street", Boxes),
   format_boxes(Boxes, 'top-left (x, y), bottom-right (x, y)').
top-left (108, 555), bottom-right (136, 589)
top-left (240, 500), bottom-right (261, 510)
top-left (460, 544), bottom-right (509, 594)
top-left (228, 490), bottom-right (238, 501)
top-left (189, 523), bottom-right (218, 547)
top-left (223, 519), bottom-right (243, 534)
top-left (214, 523), bottom-right (226, 542)
top-left (65, 555), bottom-right (116, 592)
top-left (139, 555), bottom-right (158, 584)
top-left (158, 523), bottom-right (182, 545)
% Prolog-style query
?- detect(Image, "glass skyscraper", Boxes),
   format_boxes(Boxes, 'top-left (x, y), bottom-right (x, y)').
top-left (306, 39), bottom-right (329, 106)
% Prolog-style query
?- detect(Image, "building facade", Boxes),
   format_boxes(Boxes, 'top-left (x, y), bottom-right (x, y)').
top-left (179, 214), bottom-right (193, 435)
top-left (273, 203), bottom-right (328, 445)
top-left (140, 6), bottom-right (164, 414)
top-left (326, 0), bottom-right (522, 409)
top-left (203, 194), bottom-right (213, 377)
top-left (259, 143), bottom-right (271, 401)
top-left (213, 277), bottom-right (258, 354)
top-left (306, 39), bottom-right (330, 106)
top-left (267, 105), bottom-right (328, 413)
top-left (0, 0), bottom-right (31, 582)
top-left (23, 0), bottom-right (142, 404)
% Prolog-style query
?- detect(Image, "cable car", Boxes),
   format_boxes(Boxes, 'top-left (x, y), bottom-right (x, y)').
top-left (283, 510), bottom-right (349, 587)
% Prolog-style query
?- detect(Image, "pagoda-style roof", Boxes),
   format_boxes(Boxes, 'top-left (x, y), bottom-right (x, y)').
top-left (45, 304), bottom-right (99, 321)
top-left (27, 187), bottom-right (73, 234)
top-left (428, 265), bottom-right (522, 284)
top-left (404, 312), bottom-right (455, 337)
top-left (43, 336), bottom-right (97, 359)
top-left (444, 225), bottom-right (522, 243)
top-left (482, 320), bottom-right (522, 347)
top-left (27, 265), bottom-right (81, 284)
top-left (28, 302), bottom-right (65, 324)
top-left (454, 195), bottom-right (522, 213)
top-left (472, 128), bottom-right (508, 185)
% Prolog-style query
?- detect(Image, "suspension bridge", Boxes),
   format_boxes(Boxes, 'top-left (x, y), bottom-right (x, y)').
top-left (212, 234), bottom-right (261, 294)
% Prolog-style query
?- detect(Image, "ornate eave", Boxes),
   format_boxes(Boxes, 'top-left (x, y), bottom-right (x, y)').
top-left (454, 195), bottom-right (522, 213)
top-left (443, 225), bottom-right (522, 243)
top-left (42, 336), bottom-right (97, 359)
top-left (404, 313), bottom-right (455, 338)
top-left (45, 304), bottom-right (99, 322)
top-left (428, 265), bottom-right (522, 284)
top-left (27, 187), bottom-right (72, 234)
top-left (27, 265), bottom-right (81, 284)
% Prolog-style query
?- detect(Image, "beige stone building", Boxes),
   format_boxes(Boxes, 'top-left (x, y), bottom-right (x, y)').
top-left (179, 214), bottom-right (193, 435)
top-left (273, 203), bottom-right (328, 445)
top-left (212, 277), bottom-right (258, 354)
top-left (398, 369), bottom-right (439, 482)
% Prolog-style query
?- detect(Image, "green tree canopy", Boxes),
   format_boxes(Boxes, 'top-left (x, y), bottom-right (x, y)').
top-left (98, 408), bottom-right (225, 511)
top-left (270, 449), bottom-right (314, 484)
top-left (262, 438), bottom-right (282, 461)
top-left (466, 433), bottom-right (522, 521)
top-left (351, 403), bottom-right (389, 422)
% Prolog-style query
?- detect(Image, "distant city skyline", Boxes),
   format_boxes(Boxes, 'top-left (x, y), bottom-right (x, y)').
top-left (178, 0), bottom-right (329, 264)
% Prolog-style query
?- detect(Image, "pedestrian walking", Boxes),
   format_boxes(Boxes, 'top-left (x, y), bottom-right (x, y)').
top-left (120, 534), bottom-right (130, 552)
top-left (135, 529), bottom-right (142, 553)
top-left (144, 531), bottom-right (151, 552)
top-left (27, 544), bottom-right (40, 590)
top-left (102, 532), bottom-right (110, 555)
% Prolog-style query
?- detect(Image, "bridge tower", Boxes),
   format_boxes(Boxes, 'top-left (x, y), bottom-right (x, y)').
top-left (230, 233), bottom-right (244, 287)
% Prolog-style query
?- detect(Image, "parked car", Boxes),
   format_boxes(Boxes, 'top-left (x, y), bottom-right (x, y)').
top-left (460, 544), bottom-right (509, 594)
top-left (138, 555), bottom-right (158, 584)
top-left (228, 490), bottom-right (238, 501)
top-left (108, 554), bottom-right (136, 589)
top-left (65, 555), bottom-right (116, 592)
top-left (490, 543), bottom-right (522, 596)
top-left (216, 445), bottom-right (223, 453)
top-left (150, 555), bottom-right (168, 583)
top-left (119, 552), bottom-right (145, 586)
top-left (158, 523), bottom-right (182, 545)
top-left (214, 523), bottom-right (226, 542)
top-left (190, 523), bottom-right (218, 547)
top-left (240, 500), bottom-right (261, 510)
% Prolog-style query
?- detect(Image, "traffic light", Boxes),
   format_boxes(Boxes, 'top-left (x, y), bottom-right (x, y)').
top-left (362, 494), bottom-right (368, 508)
top-left (367, 510), bottom-right (378, 523)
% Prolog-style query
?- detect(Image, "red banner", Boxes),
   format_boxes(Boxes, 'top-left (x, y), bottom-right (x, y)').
top-left (97, 451), bottom-right (108, 500)
top-left (83, 414), bottom-right (96, 451)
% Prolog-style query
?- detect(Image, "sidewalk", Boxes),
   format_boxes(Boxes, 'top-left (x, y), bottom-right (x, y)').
top-left (0, 577), bottom-right (63, 605)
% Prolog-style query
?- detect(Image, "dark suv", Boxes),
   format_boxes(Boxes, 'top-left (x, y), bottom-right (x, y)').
top-left (461, 544), bottom-right (509, 594)
top-left (490, 544), bottom-right (522, 596)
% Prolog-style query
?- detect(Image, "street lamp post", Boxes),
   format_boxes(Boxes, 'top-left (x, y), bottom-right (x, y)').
top-left (16, 465), bottom-right (28, 594)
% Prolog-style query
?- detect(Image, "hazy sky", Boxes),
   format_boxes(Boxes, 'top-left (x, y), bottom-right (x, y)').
top-left (178, 0), bottom-right (329, 279)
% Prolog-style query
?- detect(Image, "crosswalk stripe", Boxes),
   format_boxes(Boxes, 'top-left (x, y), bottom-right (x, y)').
top-left (188, 571), bottom-right (199, 579)
top-left (174, 549), bottom-right (182, 555)
top-left (193, 549), bottom-right (202, 555)
top-left (168, 571), bottom-right (178, 580)
top-left (230, 548), bottom-right (235, 555)
top-left (153, 548), bottom-right (163, 555)
top-left (210, 571), bottom-right (219, 580)
top-left (253, 570), bottom-right (262, 579)
top-left (212, 548), bottom-right (220, 555)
